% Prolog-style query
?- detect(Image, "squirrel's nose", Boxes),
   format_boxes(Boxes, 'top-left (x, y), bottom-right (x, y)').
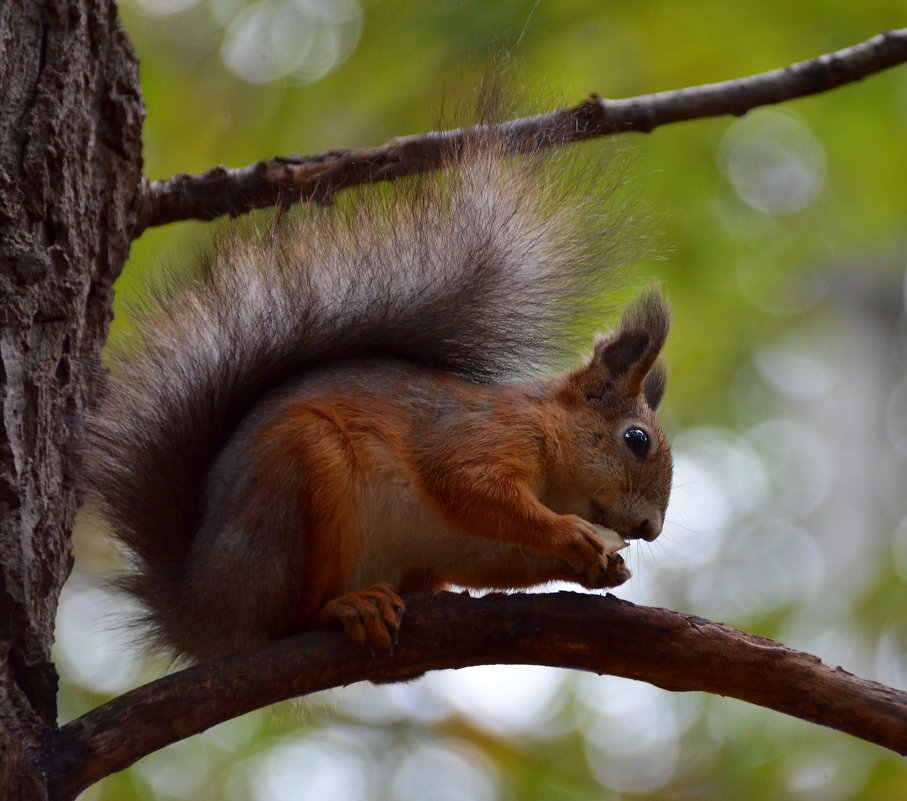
top-left (628, 516), bottom-right (662, 542)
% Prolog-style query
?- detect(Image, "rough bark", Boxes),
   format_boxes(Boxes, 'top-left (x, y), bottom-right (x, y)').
top-left (0, 2), bottom-right (143, 798)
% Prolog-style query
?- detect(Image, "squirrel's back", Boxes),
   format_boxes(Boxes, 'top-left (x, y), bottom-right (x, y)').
top-left (86, 135), bottom-right (637, 659)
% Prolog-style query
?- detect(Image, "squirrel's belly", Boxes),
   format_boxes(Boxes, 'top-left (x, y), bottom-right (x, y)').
top-left (348, 477), bottom-right (464, 590)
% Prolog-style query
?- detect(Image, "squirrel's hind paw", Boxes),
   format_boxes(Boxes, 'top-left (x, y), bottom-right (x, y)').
top-left (317, 583), bottom-right (406, 650)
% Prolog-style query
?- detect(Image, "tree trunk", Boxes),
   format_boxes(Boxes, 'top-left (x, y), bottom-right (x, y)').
top-left (0, 1), bottom-right (143, 796)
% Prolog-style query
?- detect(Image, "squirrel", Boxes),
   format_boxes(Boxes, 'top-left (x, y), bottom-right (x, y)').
top-left (86, 133), bottom-right (672, 662)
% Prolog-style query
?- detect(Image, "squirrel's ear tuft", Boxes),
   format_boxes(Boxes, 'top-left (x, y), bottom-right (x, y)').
top-left (593, 289), bottom-right (670, 396)
top-left (643, 361), bottom-right (667, 410)
top-left (619, 288), bottom-right (670, 357)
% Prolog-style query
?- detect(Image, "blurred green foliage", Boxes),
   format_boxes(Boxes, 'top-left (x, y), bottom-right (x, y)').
top-left (63, 2), bottom-right (907, 799)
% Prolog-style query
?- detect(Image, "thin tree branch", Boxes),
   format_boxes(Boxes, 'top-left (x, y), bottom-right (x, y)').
top-left (49, 592), bottom-right (907, 800)
top-left (135, 28), bottom-right (907, 234)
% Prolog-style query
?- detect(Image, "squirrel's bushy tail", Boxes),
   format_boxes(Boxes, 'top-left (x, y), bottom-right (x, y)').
top-left (86, 135), bottom-right (632, 653)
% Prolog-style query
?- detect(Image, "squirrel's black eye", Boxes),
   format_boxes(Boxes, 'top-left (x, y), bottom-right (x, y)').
top-left (623, 428), bottom-right (650, 459)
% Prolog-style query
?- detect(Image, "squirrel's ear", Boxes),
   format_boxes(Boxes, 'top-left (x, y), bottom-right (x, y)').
top-left (594, 289), bottom-right (670, 398)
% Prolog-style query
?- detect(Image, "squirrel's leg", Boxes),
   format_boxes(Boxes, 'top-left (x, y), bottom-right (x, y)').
top-left (271, 405), bottom-right (406, 649)
top-left (424, 472), bottom-right (619, 588)
top-left (495, 548), bottom-right (630, 590)
top-left (442, 538), bottom-right (631, 591)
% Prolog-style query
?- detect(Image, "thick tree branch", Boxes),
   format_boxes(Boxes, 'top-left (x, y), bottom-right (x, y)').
top-left (136, 28), bottom-right (907, 234)
top-left (49, 592), bottom-right (907, 800)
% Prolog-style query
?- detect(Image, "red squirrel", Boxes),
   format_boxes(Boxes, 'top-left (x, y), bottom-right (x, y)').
top-left (86, 136), bottom-right (672, 661)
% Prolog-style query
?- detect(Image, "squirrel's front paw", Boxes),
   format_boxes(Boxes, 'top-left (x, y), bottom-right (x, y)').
top-left (556, 515), bottom-right (607, 581)
top-left (557, 516), bottom-right (631, 588)
top-left (579, 551), bottom-right (631, 589)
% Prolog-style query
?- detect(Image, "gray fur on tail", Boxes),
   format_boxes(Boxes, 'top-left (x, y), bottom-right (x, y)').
top-left (86, 135), bottom-right (631, 654)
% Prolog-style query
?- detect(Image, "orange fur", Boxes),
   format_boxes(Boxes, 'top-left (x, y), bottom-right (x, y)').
top-left (230, 293), bottom-right (672, 650)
